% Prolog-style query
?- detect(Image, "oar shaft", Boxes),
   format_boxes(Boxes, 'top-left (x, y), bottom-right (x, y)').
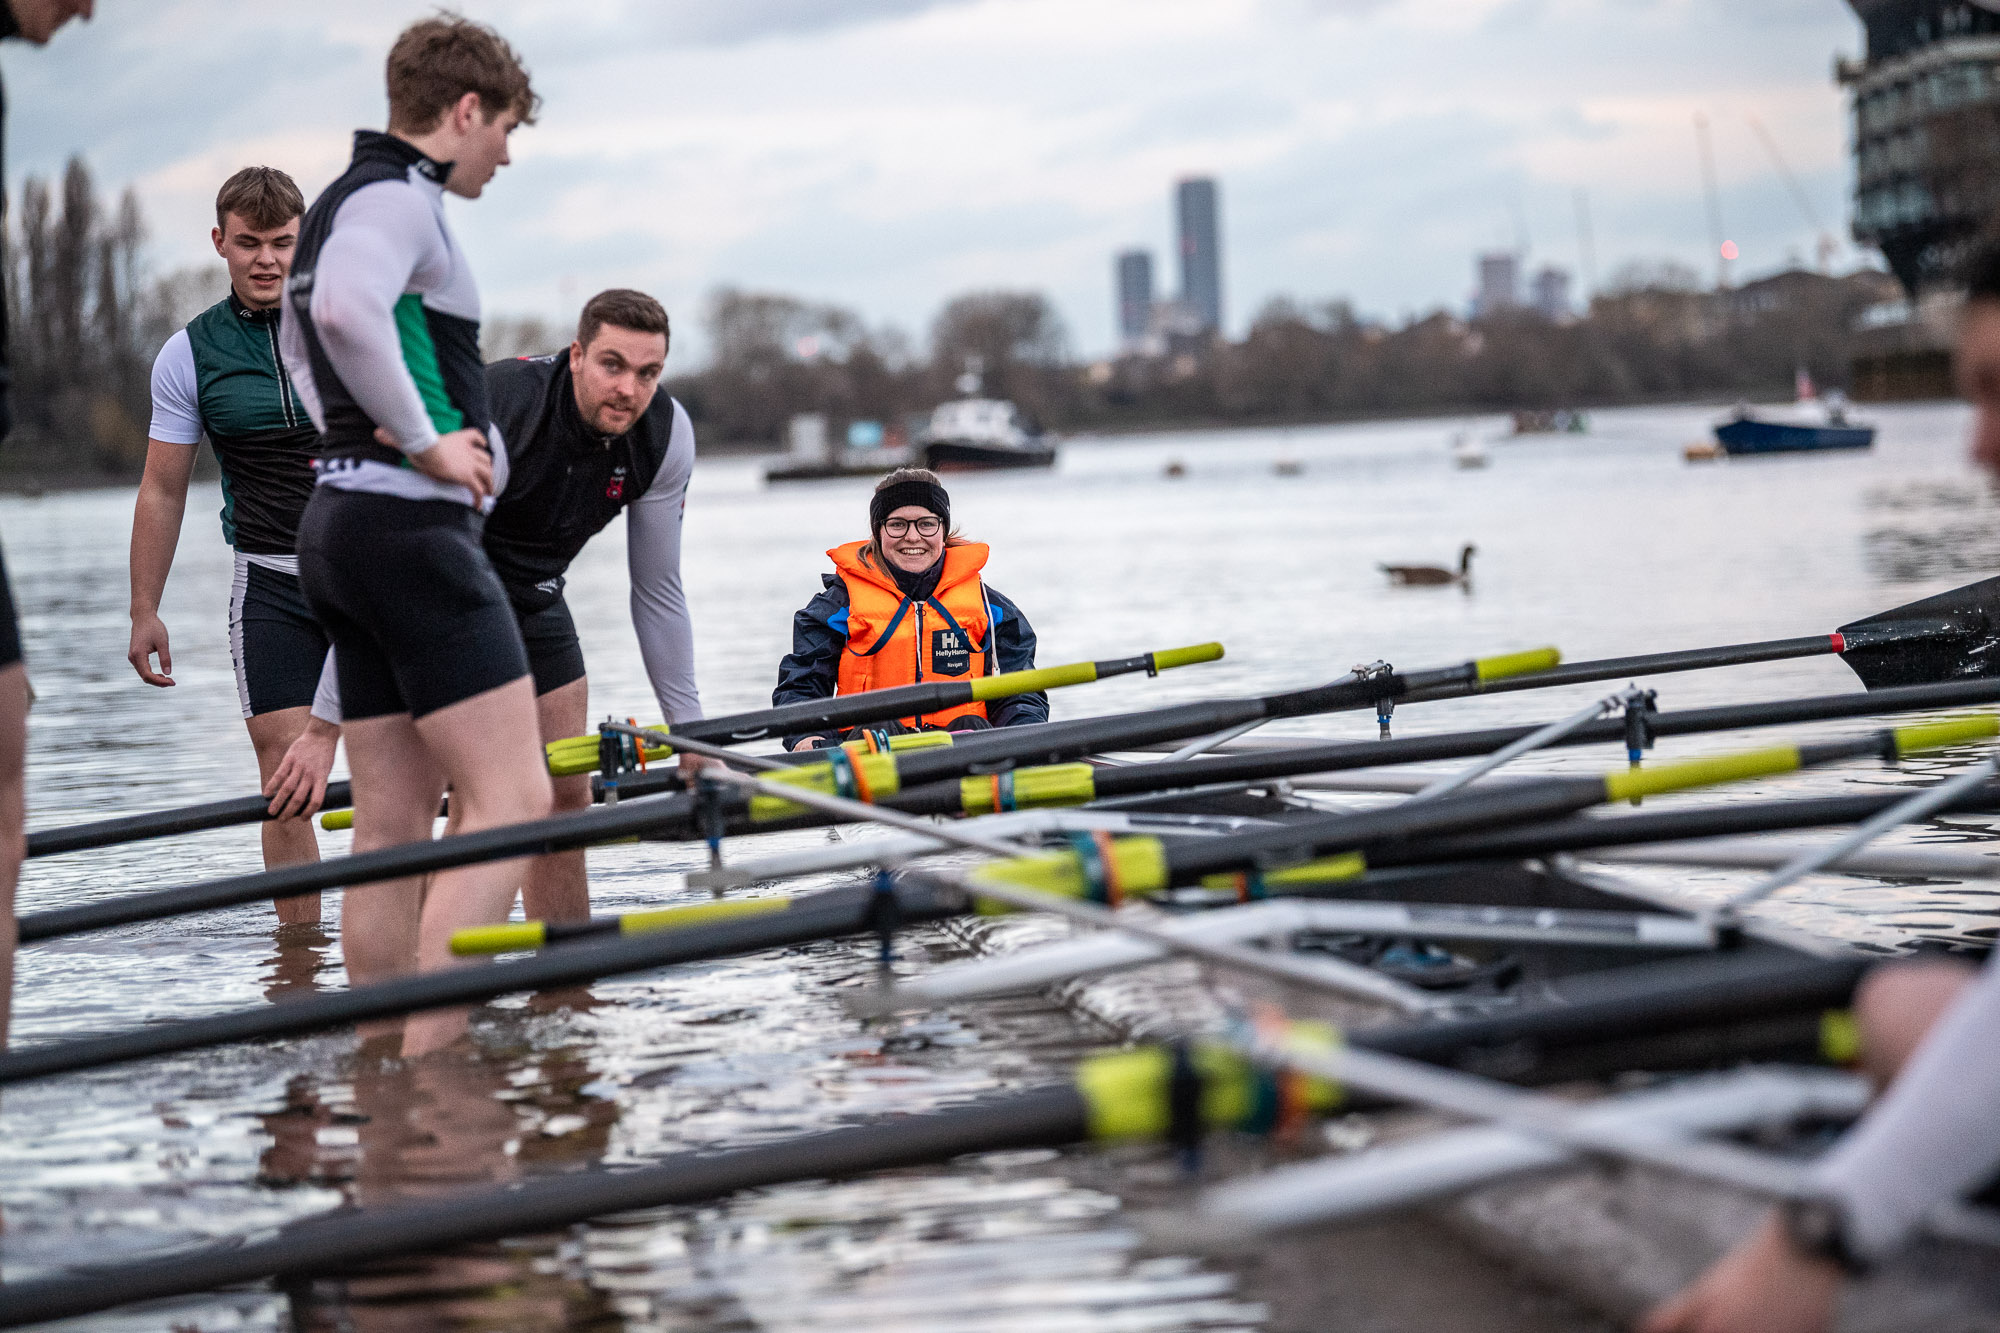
top-left (26, 781), bottom-right (355, 858)
top-left (1400, 635), bottom-right (1837, 702)
top-left (1371, 786), bottom-right (2000, 867)
top-left (0, 1086), bottom-right (1089, 1329)
top-left (16, 791), bottom-right (699, 942)
top-left (0, 880), bottom-right (961, 1087)
top-left (1071, 676), bottom-right (2000, 806)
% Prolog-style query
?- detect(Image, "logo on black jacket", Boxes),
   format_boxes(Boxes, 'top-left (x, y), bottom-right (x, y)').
top-left (606, 466), bottom-right (627, 502)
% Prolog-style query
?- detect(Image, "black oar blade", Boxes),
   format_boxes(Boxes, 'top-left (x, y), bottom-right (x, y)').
top-left (1838, 576), bottom-right (2000, 688)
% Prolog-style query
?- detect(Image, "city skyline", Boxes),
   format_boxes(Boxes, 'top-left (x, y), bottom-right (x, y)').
top-left (4, 0), bottom-right (1872, 362)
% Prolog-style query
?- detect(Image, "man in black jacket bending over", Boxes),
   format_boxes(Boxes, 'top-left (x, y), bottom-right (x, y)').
top-left (280, 289), bottom-right (702, 923)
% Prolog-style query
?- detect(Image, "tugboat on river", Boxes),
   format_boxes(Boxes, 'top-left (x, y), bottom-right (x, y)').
top-left (916, 363), bottom-right (1058, 472)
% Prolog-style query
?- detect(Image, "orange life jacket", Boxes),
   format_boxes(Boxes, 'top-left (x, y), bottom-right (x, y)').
top-left (830, 539), bottom-right (994, 728)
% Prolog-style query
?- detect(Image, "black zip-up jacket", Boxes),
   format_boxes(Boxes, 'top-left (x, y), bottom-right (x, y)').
top-left (482, 354), bottom-right (676, 610)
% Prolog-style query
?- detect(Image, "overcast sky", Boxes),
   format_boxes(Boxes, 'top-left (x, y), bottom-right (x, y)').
top-left (3, 0), bottom-right (1868, 362)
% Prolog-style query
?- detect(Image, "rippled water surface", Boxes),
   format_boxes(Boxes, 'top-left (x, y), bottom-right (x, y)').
top-left (2, 400), bottom-right (1997, 1329)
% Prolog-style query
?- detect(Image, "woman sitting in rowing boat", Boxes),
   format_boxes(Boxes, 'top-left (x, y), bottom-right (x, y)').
top-left (776, 467), bottom-right (1046, 750)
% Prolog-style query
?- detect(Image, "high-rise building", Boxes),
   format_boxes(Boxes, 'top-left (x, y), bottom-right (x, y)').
top-left (1530, 266), bottom-right (1572, 321)
top-left (1472, 252), bottom-right (1520, 320)
top-left (1176, 177), bottom-right (1223, 334)
top-left (1841, 1), bottom-right (2000, 296)
top-left (1116, 249), bottom-right (1155, 346)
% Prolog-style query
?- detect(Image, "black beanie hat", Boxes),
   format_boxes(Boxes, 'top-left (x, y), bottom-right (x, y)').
top-left (870, 477), bottom-right (950, 533)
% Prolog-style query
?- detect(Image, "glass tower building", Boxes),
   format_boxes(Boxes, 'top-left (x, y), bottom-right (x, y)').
top-left (1175, 178), bottom-right (1223, 334)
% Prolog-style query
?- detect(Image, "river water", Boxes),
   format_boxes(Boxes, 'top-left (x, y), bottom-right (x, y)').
top-left (0, 399), bottom-right (1995, 1329)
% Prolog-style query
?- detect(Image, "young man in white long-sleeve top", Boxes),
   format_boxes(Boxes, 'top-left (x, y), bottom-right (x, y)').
top-left (279, 15), bottom-right (548, 1058)
top-left (1644, 251), bottom-right (2000, 1333)
top-left (277, 289), bottom-right (706, 924)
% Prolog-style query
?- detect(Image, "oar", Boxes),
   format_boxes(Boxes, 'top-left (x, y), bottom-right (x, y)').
top-left (0, 878), bottom-right (967, 1087)
top-left (456, 720), bottom-right (1982, 964)
top-left (1584, 837), bottom-right (2000, 881)
top-left (540, 642), bottom-right (1224, 776)
top-left (928, 718), bottom-right (1999, 910)
top-left (1369, 785), bottom-right (2000, 870)
top-left (20, 644), bottom-right (1221, 857)
top-left (777, 783), bottom-right (1844, 1207)
top-left (0, 1029), bottom-right (1346, 1329)
top-left (28, 670), bottom-right (2000, 947)
top-left (891, 675), bottom-right (2000, 822)
top-left (0, 917), bottom-right (1881, 1325)
top-left (0, 928), bottom-right (1886, 1332)
top-left (339, 645), bottom-right (1567, 840)
top-left (26, 782), bottom-right (357, 858)
top-left (1400, 572), bottom-right (2000, 702)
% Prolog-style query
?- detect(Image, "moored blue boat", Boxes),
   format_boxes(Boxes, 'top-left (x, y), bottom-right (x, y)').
top-left (1714, 416), bottom-right (1876, 455)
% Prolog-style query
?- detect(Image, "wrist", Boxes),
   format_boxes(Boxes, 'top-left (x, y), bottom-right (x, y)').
top-left (1777, 1195), bottom-right (1868, 1277)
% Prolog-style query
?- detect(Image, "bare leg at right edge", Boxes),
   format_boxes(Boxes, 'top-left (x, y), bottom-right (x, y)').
top-left (0, 663), bottom-right (25, 1050)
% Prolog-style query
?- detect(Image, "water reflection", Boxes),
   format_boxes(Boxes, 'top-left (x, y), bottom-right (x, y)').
top-left (275, 1034), bottom-right (623, 1330)
top-left (1863, 479), bottom-right (2000, 582)
top-left (264, 924), bottom-right (337, 1001)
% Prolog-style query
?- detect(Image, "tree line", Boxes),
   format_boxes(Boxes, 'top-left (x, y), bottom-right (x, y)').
top-left (2, 156), bottom-right (220, 481)
top-left (669, 262), bottom-right (1898, 446)
top-left (0, 155), bottom-right (1899, 481)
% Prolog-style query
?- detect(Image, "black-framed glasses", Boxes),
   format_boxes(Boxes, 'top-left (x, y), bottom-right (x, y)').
top-left (881, 517), bottom-right (942, 537)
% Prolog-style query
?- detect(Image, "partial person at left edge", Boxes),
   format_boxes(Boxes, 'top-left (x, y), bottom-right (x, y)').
top-left (0, 0), bottom-right (100, 1056)
top-left (127, 167), bottom-right (334, 928)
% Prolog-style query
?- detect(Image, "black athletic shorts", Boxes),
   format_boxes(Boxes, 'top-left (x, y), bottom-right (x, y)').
top-left (0, 541), bottom-right (21, 671)
top-left (296, 488), bottom-right (529, 721)
top-left (515, 594), bottom-right (588, 698)
top-left (229, 554), bottom-right (329, 719)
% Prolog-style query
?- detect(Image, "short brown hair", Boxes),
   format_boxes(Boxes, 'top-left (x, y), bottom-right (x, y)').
top-left (215, 167), bottom-right (303, 233)
top-left (386, 14), bottom-right (539, 135)
top-left (577, 289), bottom-right (670, 352)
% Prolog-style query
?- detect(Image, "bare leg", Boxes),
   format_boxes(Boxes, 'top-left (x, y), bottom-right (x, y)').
top-left (401, 676), bottom-right (552, 1057)
top-left (0, 664), bottom-right (24, 1050)
top-left (1852, 959), bottom-right (1977, 1089)
top-left (338, 711), bottom-right (446, 1043)
top-left (246, 705), bottom-right (323, 924)
top-left (523, 675), bottom-right (589, 924)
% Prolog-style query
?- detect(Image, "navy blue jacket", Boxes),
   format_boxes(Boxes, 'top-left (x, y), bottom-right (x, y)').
top-left (775, 574), bottom-right (1047, 748)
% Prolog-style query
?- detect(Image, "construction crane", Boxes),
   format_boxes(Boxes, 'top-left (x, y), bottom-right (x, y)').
top-left (1746, 113), bottom-right (1839, 273)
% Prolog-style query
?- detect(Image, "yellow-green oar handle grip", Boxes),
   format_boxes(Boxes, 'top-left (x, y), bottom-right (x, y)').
top-left (618, 897), bottom-right (790, 934)
top-left (970, 661), bottom-right (1096, 700)
top-left (320, 809), bottom-right (354, 831)
top-left (450, 922), bottom-right (549, 955)
top-left (1603, 745), bottom-right (1802, 803)
top-left (1150, 642), bottom-right (1226, 672)
top-left (1474, 646), bottom-right (1562, 683)
top-left (1894, 713), bottom-right (2000, 755)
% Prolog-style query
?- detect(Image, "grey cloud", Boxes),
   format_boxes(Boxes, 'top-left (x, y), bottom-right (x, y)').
top-left (507, 0), bottom-right (985, 56)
